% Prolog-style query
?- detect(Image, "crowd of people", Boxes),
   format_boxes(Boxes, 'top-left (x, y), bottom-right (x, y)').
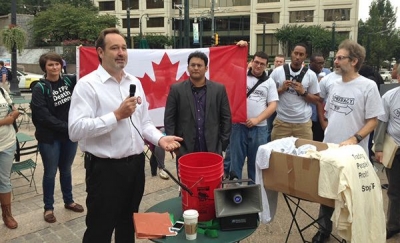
top-left (0, 26), bottom-right (399, 243)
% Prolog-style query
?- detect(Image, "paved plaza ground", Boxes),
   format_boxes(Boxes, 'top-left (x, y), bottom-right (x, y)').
top-left (1, 97), bottom-right (398, 243)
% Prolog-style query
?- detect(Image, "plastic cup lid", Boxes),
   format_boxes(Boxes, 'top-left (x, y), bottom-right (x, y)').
top-left (183, 209), bottom-right (199, 218)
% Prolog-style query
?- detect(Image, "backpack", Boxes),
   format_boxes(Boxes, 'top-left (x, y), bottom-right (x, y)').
top-left (36, 76), bottom-right (73, 96)
top-left (6, 68), bottom-right (12, 81)
top-left (283, 64), bottom-right (308, 83)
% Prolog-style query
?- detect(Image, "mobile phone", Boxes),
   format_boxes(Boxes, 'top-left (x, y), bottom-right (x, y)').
top-left (171, 221), bottom-right (184, 232)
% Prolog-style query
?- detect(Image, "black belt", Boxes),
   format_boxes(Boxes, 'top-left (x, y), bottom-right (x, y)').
top-left (85, 152), bottom-right (142, 163)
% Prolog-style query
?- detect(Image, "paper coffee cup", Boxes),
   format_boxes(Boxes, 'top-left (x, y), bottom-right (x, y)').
top-left (183, 209), bottom-right (199, 240)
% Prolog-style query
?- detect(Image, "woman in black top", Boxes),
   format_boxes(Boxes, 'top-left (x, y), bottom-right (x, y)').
top-left (31, 52), bottom-right (83, 223)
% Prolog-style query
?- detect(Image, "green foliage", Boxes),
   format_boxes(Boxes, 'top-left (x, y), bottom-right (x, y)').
top-left (357, 0), bottom-right (399, 68)
top-left (274, 25), bottom-right (333, 57)
top-left (133, 34), bottom-right (174, 49)
top-left (30, 4), bottom-right (119, 46)
top-left (0, 25), bottom-right (27, 54)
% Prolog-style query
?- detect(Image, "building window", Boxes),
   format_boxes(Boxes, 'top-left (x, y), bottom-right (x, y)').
top-left (98, 1), bottom-right (115, 11)
top-left (257, 12), bottom-right (280, 24)
top-left (324, 9), bottom-right (351, 22)
top-left (122, 18), bottom-right (139, 28)
top-left (257, 34), bottom-right (279, 56)
top-left (121, 0), bottom-right (139, 10)
top-left (147, 17), bottom-right (164, 28)
top-left (190, 0), bottom-right (250, 8)
top-left (258, 0), bottom-right (279, 2)
top-left (147, 0), bottom-right (164, 9)
top-left (289, 10), bottom-right (314, 23)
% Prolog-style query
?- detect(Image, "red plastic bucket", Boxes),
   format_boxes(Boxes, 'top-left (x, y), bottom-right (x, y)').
top-left (178, 152), bottom-right (223, 221)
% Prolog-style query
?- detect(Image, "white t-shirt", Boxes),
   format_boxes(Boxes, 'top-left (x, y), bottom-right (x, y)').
top-left (323, 75), bottom-right (384, 155)
top-left (0, 88), bottom-right (15, 151)
top-left (270, 64), bottom-right (320, 123)
top-left (319, 72), bottom-right (342, 100)
top-left (246, 75), bottom-right (279, 126)
top-left (317, 145), bottom-right (386, 243)
top-left (378, 86), bottom-right (400, 145)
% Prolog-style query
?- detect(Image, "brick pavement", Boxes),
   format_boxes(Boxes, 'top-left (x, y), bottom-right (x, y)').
top-left (1, 101), bottom-right (399, 242)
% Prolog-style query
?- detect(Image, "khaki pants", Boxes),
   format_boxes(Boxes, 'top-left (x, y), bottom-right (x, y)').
top-left (271, 118), bottom-right (313, 141)
top-left (1, 81), bottom-right (10, 93)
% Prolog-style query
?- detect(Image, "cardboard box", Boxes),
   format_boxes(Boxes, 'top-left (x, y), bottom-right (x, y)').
top-left (262, 139), bottom-right (335, 207)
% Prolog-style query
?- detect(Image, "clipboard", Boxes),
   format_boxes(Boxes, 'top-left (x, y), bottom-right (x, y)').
top-left (372, 133), bottom-right (399, 169)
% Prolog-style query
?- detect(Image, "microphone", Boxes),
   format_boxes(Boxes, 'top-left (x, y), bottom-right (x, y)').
top-left (129, 84), bottom-right (136, 97)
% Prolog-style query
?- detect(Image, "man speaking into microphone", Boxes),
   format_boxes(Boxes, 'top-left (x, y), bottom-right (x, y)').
top-left (68, 28), bottom-right (182, 243)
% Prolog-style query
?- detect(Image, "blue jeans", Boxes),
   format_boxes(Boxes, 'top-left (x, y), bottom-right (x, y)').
top-left (266, 112), bottom-right (276, 142)
top-left (39, 139), bottom-right (78, 211)
top-left (226, 124), bottom-right (268, 184)
top-left (0, 143), bottom-right (16, 193)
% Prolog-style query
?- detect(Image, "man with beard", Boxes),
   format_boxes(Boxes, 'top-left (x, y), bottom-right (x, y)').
top-left (270, 43), bottom-right (320, 140)
top-left (312, 39), bottom-right (384, 243)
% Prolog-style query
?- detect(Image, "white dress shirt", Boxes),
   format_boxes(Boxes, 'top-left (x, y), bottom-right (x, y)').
top-left (68, 65), bottom-right (163, 159)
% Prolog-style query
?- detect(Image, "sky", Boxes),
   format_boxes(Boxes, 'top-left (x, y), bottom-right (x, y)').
top-left (358, 0), bottom-right (400, 27)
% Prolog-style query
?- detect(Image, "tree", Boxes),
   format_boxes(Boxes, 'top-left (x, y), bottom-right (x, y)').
top-left (357, 0), bottom-right (399, 69)
top-left (30, 4), bottom-right (119, 46)
top-left (274, 25), bottom-right (338, 58)
top-left (0, 0), bottom-right (97, 16)
top-left (133, 34), bottom-right (173, 49)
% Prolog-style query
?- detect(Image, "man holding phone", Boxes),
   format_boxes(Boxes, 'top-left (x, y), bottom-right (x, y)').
top-left (269, 43), bottom-right (320, 140)
top-left (68, 27), bottom-right (182, 243)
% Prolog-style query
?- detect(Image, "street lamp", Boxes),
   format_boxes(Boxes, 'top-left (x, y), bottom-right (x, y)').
top-left (126, 0), bottom-right (131, 48)
top-left (262, 21), bottom-right (266, 53)
top-left (139, 13), bottom-right (150, 39)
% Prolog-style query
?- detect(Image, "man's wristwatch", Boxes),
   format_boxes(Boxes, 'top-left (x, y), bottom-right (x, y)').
top-left (354, 133), bottom-right (363, 143)
top-left (301, 91), bottom-right (308, 97)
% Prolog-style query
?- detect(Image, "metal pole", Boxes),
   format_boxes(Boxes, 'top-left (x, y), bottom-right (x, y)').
top-left (331, 22), bottom-right (336, 69)
top-left (199, 19), bottom-right (203, 48)
top-left (183, 0), bottom-right (189, 48)
top-left (179, 8), bottom-right (182, 48)
top-left (262, 21), bottom-right (266, 53)
top-left (10, 0), bottom-right (20, 96)
top-left (139, 15), bottom-right (143, 39)
top-left (211, 0), bottom-right (215, 38)
top-left (126, 0), bottom-right (131, 48)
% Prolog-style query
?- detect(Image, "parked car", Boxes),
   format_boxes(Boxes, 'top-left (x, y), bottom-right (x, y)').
top-left (379, 70), bottom-right (393, 83)
top-left (5, 66), bottom-right (43, 90)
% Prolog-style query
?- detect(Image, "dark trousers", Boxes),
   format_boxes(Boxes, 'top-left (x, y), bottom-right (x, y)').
top-left (312, 120), bottom-right (324, 142)
top-left (317, 204), bottom-right (335, 234)
top-left (83, 153), bottom-right (145, 243)
top-left (386, 152), bottom-right (400, 231)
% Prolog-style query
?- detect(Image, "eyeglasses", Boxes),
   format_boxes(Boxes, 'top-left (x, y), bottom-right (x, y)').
top-left (334, 56), bottom-right (351, 61)
top-left (253, 60), bottom-right (266, 67)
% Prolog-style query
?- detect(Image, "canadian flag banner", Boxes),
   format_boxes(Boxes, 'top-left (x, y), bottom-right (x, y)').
top-left (77, 46), bottom-right (247, 126)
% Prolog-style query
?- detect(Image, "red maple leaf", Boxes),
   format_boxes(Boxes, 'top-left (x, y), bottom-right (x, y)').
top-left (138, 53), bottom-right (189, 110)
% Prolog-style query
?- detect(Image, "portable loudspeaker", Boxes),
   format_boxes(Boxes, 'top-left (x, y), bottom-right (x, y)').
top-left (214, 181), bottom-right (262, 218)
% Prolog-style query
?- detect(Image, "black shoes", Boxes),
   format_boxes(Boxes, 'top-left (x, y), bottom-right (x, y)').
top-left (312, 231), bottom-right (330, 243)
top-left (387, 229), bottom-right (400, 239)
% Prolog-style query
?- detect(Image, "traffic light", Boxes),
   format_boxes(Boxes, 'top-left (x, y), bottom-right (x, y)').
top-left (215, 33), bottom-right (219, 45)
top-left (211, 35), bottom-right (215, 46)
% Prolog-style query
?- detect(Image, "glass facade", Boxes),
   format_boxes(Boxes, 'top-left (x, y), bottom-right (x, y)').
top-left (324, 9), bottom-right (351, 22)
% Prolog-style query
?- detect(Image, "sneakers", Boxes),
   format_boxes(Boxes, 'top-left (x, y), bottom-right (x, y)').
top-left (159, 169), bottom-right (169, 180)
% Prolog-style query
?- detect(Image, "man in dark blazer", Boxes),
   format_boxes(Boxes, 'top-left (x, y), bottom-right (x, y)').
top-left (164, 51), bottom-right (232, 158)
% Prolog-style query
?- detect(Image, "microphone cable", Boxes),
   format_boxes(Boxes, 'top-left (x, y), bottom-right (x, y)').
top-left (128, 109), bottom-right (193, 196)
